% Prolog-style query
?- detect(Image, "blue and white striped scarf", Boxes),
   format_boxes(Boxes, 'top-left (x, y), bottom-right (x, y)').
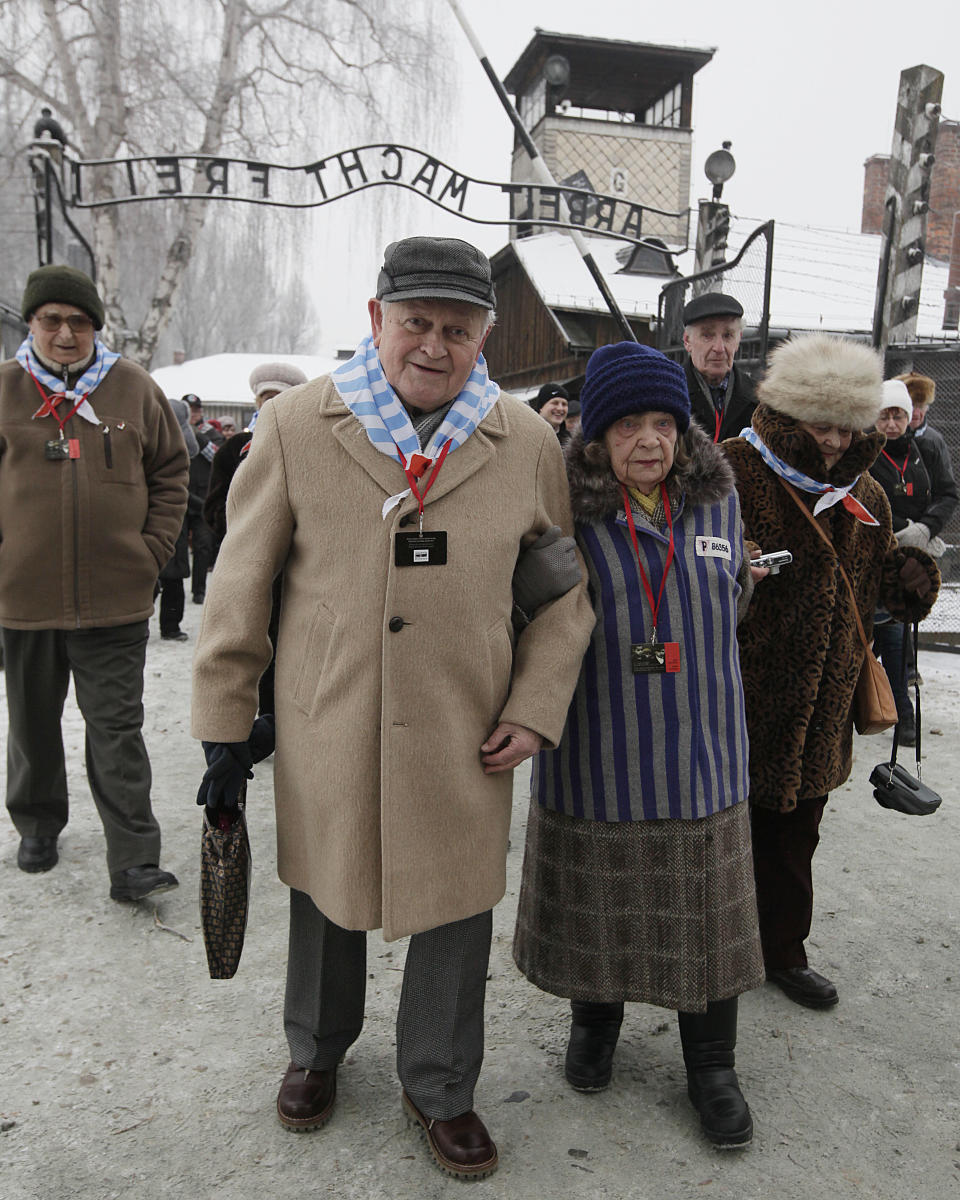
top-left (741, 427), bottom-right (878, 525)
top-left (17, 335), bottom-right (119, 425)
top-left (331, 334), bottom-right (500, 462)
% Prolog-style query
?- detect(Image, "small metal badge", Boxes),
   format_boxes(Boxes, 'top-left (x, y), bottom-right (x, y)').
top-left (45, 439), bottom-right (70, 461)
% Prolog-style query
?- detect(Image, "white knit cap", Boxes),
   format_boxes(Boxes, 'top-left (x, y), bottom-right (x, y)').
top-left (881, 379), bottom-right (912, 418)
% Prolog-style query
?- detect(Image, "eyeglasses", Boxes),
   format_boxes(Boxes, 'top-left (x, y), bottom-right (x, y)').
top-left (35, 312), bottom-right (95, 333)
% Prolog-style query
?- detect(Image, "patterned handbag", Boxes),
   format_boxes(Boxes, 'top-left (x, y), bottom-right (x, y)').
top-left (200, 791), bottom-right (252, 979)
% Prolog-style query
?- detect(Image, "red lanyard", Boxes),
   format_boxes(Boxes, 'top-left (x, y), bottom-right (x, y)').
top-left (396, 439), bottom-right (452, 529)
top-left (620, 483), bottom-right (675, 641)
top-left (713, 408), bottom-right (722, 444)
top-left (880, 448), bottom-right (910, 480)
top-left (25, 362), bottom-right (86, 435)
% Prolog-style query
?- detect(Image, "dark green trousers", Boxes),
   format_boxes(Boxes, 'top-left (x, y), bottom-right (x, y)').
top-left (2, 621), bottom-right (160, 875)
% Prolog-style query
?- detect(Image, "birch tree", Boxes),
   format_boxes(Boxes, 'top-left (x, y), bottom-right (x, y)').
top-left (0, 0), bottom-right (441, 366)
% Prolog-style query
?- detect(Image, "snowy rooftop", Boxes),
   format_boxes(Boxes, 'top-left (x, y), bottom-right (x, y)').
top-left (151, 352), bottom-right (340, 406)
top-left (510, 222), bottom-right (958, 341)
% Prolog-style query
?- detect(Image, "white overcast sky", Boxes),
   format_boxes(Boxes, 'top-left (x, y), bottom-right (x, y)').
top-left (309, 0), bottom-right (960, 348)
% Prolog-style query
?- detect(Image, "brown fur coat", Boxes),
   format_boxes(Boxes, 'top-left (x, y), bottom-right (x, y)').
top-left (724, 405), bottom-right (939, 811)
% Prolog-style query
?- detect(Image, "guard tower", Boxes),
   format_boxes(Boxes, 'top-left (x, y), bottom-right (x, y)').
top-left (503, 30), bottom-right (714, 247)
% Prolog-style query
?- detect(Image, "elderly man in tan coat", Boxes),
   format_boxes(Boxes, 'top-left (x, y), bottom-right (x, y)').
top-left (192, 236), bottom-right (594, 1180)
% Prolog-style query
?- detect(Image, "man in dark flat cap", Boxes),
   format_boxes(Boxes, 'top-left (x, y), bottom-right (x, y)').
top-left (192, 235), bottom-right (593, 1179)
top-left (682, 292), bottom-right (757, 443)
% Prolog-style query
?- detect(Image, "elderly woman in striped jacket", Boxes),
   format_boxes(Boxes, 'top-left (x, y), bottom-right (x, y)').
top-left (513, 342), bottom-right (764, 1149)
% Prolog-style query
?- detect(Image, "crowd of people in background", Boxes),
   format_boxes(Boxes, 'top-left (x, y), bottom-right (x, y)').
top-left (1, 250), bottom-right (955, 1179)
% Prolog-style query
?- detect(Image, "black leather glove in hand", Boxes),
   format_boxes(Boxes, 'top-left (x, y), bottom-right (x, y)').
top-left (196, 741), bottom-right (254, 809)
top-left (512, 526), bottom-right (581, 617)
top-left (247, 714), bottom-right (276, 763)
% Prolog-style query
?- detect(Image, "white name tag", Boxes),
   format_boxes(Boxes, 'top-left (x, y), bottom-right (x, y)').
top-left (695, 536), bottom-right (731, 560)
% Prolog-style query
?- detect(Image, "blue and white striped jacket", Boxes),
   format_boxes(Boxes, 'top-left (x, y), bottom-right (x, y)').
top-left (534, 425), bottom-right (752, 823)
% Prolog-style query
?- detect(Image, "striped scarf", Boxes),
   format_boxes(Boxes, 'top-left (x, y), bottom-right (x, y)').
top-left (740, 427), bottom-right (878, 526)
top-left (17, 335), bottom-right (119, 425)
top-left (331, 334), bottom-right (499, 462)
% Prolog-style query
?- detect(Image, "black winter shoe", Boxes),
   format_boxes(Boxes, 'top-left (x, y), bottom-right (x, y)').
top-left (17, 836), bottom-right (59, 873)
top-left (679, 998), bottom-right (753, 1148)
top-left (564, 1000), bottom-right (624, 1092)
top-left (767, 966), bottom-right (838, 1009)
top-left (110, 865), bottom-right (179, 901)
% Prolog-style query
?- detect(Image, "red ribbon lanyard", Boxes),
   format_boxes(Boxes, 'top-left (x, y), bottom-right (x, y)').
top-left (396, 439), bottom-right (452, 524)
top-left (620, 483), bottom-right (675, 640)
top-left (713, 408), bottom-right (722, 444)
top-left (25, 362), bottom-right (85, 434)
top-left (880, 448), bottom-right (909, 481)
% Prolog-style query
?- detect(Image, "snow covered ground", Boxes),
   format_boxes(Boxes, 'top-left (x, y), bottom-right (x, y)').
top-left (1, 605), bottom-right (958, 1199)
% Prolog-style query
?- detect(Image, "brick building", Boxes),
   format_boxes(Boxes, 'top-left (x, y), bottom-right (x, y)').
top-left (862, 118), bottom-right (960, 261)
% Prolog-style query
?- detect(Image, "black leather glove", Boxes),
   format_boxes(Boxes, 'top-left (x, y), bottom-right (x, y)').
top-left (196, 740), bottom-right (254, 809)
top-left (247, 714), bottom-right (276, 763)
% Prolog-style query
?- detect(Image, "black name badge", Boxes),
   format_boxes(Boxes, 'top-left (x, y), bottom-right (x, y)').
top-left (45, 439), bottom-right (70, 460)
top-left (631, 642), bottom-right (680, 675)
top-left (395, 531), bottom-right (448, 567)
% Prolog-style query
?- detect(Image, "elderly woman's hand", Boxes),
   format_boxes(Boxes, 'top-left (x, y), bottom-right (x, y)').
top-left (480, 722), bottom-right (543, 774)
top-left (749, 546), bottom-right (770, 583)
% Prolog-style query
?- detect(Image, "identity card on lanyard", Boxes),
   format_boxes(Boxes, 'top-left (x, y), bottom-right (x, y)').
top-left (620, 483), bottom-right (681, 674)
top-left (393, 440), bottom-right (451, 566)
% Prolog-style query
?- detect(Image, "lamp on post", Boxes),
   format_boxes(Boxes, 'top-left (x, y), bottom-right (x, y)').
top-left (694, 142), bottom-right (736, 287)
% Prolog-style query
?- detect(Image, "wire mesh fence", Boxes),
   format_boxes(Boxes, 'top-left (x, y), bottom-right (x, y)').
top-left (657, 220), bottom-right (774, 372)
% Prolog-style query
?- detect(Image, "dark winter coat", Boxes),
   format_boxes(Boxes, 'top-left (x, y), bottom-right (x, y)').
top-left (870, 427), bottom-right (958, 538)
top-left (685, 359), bottom-right (757, 444)
top-left (188, 421), bottom-right (223, 515)
top-left (724, 406), bottom-right (940, 812)
top-left (533, 423), bottom-right (753, 823)
top-left (203, 430), bottom-right (249, 544)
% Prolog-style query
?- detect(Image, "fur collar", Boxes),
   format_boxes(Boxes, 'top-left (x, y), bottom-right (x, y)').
top-left (750, 405), bottom-right (882, 485)
top-left (565, 422), bottom-right (735, 524)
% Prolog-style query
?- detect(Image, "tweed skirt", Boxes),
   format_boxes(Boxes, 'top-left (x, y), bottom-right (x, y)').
top-left (513, 798), bottom-right (764, 1013)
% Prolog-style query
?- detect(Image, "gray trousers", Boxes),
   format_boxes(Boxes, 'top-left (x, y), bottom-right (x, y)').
top-left (2, 622), bottom-right (160, 875)
top-left (284, 888), bottom-right (492, 1121)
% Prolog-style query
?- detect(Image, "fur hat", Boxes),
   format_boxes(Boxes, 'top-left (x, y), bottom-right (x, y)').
top-left (22, 264), bottom-right (105, 330)
top-left (757, 335), bottom-right (883, 429)
top-left (248, 361), bottom-right (308, 398)
top-left (579, 342), bottom-right (691, 442)
top-left (894, 372), bottom-right (935, 409)
top-left (880, 379), bottom-right (912, 418)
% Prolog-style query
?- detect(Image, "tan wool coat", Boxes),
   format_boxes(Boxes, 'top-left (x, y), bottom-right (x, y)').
top-left (191, 377), bottom-right (595, 940)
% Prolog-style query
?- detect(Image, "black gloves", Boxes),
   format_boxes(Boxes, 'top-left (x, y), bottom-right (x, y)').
top-left (197, 741), bottom-right (253, 810)
top-left (247, 714), bottom-right (276, 763)
top-left (197, 715), bottom-right (277, 809)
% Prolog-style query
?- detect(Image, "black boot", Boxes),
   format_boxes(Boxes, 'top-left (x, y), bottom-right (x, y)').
top-left (678, 997), bottom-right (752, 1148)
top-left (564, 1000), bottom-right (624, 1092)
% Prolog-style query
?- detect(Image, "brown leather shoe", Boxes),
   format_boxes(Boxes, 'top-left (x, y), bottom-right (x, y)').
top-left (402, 1090), bottom-right (498, 1180)
top-left (276, 1062), bottom-right (336, 1131)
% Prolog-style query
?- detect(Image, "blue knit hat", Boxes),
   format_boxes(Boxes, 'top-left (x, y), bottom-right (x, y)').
top-left (579, 342), bottom-right (691, 442)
